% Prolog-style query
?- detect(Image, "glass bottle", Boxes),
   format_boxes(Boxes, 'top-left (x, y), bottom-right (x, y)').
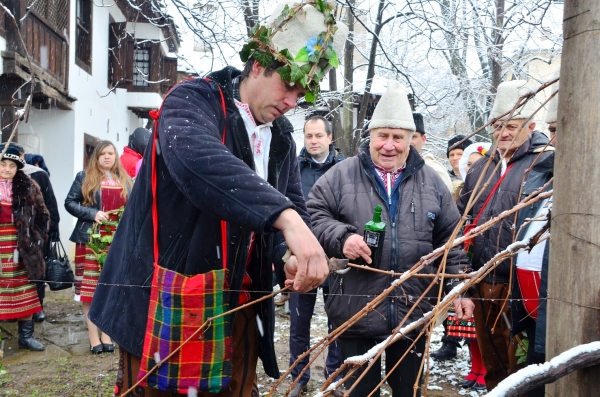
top-left (363, 205), bottom-right (386, 267)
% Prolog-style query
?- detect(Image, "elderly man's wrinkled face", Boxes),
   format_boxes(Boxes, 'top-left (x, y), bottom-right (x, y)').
top-left (370, 128), bottom-right (412, 172)
top-left (492, 119), bottom-right (535, 157)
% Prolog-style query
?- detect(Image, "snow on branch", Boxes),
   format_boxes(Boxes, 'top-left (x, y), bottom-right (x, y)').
top-left (487, 342), bottom-right (600, 397)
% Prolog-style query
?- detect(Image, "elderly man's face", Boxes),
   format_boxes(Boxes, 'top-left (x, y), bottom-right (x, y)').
top-left (492, 119), bottom-right (535, 157)
top-left (370, 128), bottom-right (412, 172)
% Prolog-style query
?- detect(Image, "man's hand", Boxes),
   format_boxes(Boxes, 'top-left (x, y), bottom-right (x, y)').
top-left (453, 297), bottom-right (475, 320)
top-left (274, 209), bottom-right (328, 292)
top-left (343, 234), bottom-right (372, 264)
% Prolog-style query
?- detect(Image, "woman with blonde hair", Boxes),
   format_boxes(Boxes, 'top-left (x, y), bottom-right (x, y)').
top-left (65, 140), bottom-right (132, 354)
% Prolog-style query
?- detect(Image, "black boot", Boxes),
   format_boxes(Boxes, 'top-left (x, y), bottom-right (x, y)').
top-left (32, 310), bottom-right (45, 323)
top-left (18, 320), bottom-right (45, 351)
top-left (430, 341), bottom-right (458, 361)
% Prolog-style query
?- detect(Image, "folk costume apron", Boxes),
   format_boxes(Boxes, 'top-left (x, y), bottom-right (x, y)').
top-left (75, 178), bottom-right (126, 303)
top-left (137, 80), bottom-right (233, 394)
top-left (0, 179), bottom-right (42, 320)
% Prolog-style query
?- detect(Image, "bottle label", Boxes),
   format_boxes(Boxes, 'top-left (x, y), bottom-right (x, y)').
top-left (365, 230), bottom-right (380, 247)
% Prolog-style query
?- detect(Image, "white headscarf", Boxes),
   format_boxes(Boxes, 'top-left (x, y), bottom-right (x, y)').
top-left (459, 142), bottom-right (492, 181)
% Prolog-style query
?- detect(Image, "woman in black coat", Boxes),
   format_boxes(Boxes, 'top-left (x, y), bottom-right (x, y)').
top-left (65, 141), bottom-right (132, 354)
top-left (0, 144), bottom-right (49, 351)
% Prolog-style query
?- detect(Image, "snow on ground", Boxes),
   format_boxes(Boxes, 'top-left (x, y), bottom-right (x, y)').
top-left (260, 288), bottom-right (487, 396)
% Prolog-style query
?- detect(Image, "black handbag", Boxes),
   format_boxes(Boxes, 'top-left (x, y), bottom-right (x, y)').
top-left (45, 240), bottom-right (75, 291)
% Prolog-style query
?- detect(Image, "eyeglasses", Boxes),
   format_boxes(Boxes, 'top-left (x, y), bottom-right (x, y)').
top-left (491, 123), bottom-right (523, 134)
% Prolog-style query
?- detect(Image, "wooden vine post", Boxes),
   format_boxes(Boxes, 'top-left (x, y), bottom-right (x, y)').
top-left (546, 1), bottom-right (600, 395)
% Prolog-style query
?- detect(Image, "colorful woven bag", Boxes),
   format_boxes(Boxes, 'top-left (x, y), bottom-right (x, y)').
top-left (137, 79), bottom-right (233, 394)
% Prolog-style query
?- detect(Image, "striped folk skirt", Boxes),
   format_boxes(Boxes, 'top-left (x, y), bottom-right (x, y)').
top-left (74, 243), bottom-right (101, 303)
top-left (0, 223), bottom-right (42, 320)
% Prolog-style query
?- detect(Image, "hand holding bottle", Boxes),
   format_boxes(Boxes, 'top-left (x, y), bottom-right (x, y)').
top-left (343, 234), bottom-right (372, 264)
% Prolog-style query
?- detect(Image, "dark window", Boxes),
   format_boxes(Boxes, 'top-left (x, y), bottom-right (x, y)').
top-left (84, 133), bottom-right (100, 168)
top-left (133, 46), bottom-right (151, 87)
top-left (76, 0), bottom-right (92, 71)
top-left (27, 0), bottom-right (69, 32)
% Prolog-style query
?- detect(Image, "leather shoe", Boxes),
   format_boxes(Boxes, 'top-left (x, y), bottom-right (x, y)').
top-left (33, 310), bottom-right (45, 323)
top-left (457, 379), bottom-right (476, 388)
top-left (289, 383), bottom-right (307, 397)
top-left (430, 341), bottom-right (458, 361)
top-left (102, 343), bottom-right (115, 353)
top-left (90, 344), bottom-right (103, 354)
top-left (472, 381), bottom-right (487, 391)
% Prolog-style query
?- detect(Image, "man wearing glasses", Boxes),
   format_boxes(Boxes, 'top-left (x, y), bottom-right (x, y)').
top-left (456, 80), bottom-right (554, 392)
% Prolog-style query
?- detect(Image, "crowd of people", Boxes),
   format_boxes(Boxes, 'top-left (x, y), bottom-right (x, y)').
top-left (0, 1), bottom-right (559, 396)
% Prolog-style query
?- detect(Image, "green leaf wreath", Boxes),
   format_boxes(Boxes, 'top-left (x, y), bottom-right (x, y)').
top-left (239, 0), bottom-right (341, 103)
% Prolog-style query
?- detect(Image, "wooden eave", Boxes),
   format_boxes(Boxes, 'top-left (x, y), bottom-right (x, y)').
top-left (1, 51), bottom-right (77, 110)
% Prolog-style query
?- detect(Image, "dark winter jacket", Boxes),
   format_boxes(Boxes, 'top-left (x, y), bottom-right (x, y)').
top-left (298, 144), bottom-right (344, 199)
top-left (510, 151), bottom-right (554, 355)
top-left (64, 171), bottom-right (131, 244)
top-left (88, 67), bottom-right (308, 378)
top-left (22, 164), bottom-right (60, 235)
top-left (2, 171), bottom-right (50, 280)
top-left (457, 131), bottom-right (554, 284)
top-left (307, 142), bottom-right (469, 339)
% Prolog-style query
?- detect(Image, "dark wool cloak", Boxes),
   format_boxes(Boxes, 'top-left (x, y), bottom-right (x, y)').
top-left (0, 170), bottom-right (50, 280)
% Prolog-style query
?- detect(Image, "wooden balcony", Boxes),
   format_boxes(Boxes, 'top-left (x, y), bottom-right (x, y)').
top-left (0, 0), bottom-right (74, 109)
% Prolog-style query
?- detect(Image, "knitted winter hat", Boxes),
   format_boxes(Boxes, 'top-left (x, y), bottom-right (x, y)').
top-left (489, 80), bottom-right (539, 122)
top-left (240, 0), bottom-right (348, 103)
top-left (458, 142), bottom-right (491, 181)
top-left (447, 135), bottom-right (472, 157)
top-left (0, 143), bottom-right (25, 169)
top-left (544, 85), bottom-right (559, 124)
top-left (368, 80), bottom-right (416, 132)
top-left (413, 113), bottom-right (425, 135)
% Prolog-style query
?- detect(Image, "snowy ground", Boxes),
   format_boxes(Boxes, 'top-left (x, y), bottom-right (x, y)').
top-left (258, 288), bottom-right (488, 396)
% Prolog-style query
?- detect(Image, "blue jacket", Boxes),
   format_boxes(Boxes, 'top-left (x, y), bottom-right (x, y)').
top-left (89, 67), bottom-right (308, 378)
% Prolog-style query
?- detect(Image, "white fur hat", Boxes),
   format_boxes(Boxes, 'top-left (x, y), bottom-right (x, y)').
top-left (368, 80), bottom-right (416, 132)
top-left (489, 80), bottom-right (539, 121)
top-left (459, 142), bottom-right (491, 181)
top-left (544, 85), bottom-right (559, 124)
top-left (267, 0), bottom-right (348, 76)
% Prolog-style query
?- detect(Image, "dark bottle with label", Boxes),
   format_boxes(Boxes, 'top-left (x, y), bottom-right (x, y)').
top-left (363, 205), bottom-right (386, 267)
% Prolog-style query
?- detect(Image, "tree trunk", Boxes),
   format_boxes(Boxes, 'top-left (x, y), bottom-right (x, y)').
top-left (355, 0), bottom-right (385, 140)
top-left (328, 68), bottom-right (344, 144)
top-left (546, 1), bottom-right (600, 396)
top-left (489, 0), bottom-right (504, 95)
top-left (340, 0), bottom-right (355, 157)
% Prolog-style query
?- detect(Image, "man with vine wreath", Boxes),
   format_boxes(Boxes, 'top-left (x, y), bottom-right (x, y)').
top-left (89, 1), bottom-right (348, 396)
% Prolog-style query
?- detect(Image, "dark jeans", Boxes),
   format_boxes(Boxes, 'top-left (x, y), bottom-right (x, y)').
top-left (289, 285), bottom-right (342, 384)
top-left (339, 336), bottom-right (426, 397)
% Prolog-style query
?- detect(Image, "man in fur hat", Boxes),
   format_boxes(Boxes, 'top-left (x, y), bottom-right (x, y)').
top-left (457, 80), bottom-right (554, 391)
top-left (90, 1), bottom-right (348, 395)
top-left (308, 80), bottom-right (473, 396)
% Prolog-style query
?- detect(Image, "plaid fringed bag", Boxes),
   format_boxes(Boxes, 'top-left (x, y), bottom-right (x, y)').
top-left (463, 164), bottom-right (514, 262)
top-left (137, 79), bottom-right (233, 394)
top-left (139, 264), bottom-right (232, 393)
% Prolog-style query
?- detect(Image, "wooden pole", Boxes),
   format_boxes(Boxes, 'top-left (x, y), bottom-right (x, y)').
top-left (546, 1), bottom-right (600, 395)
